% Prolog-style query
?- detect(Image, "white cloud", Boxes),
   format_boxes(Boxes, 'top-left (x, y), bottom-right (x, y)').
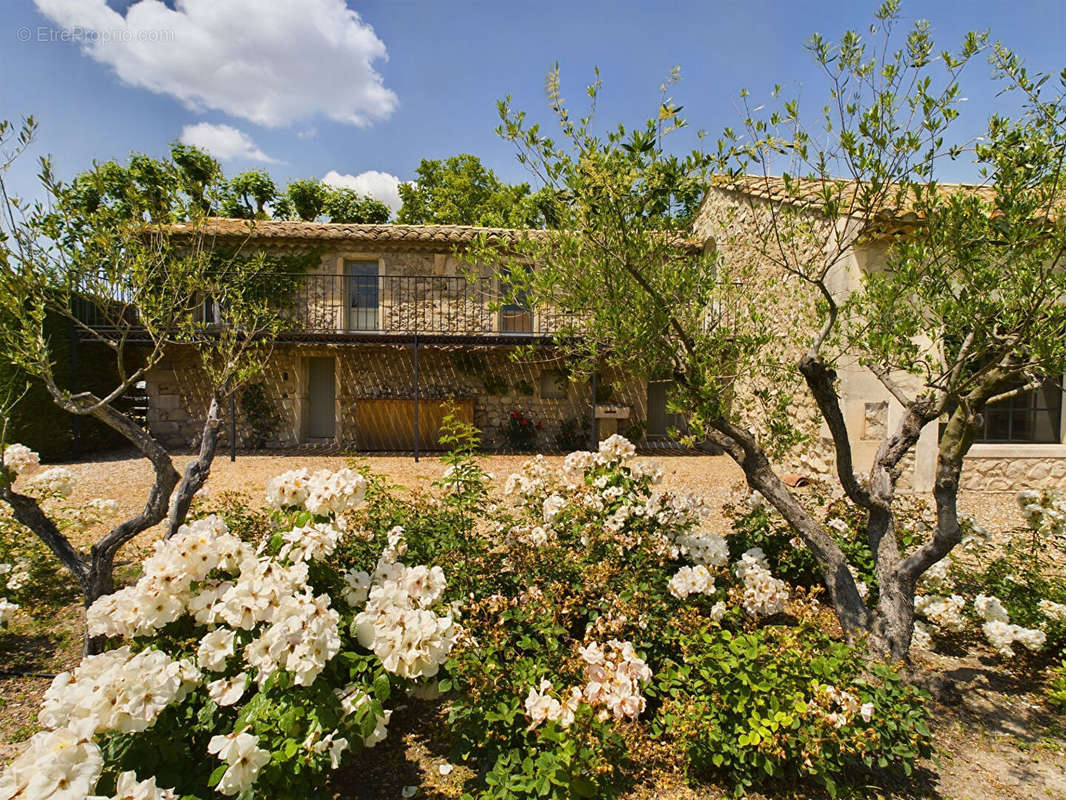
top-left (179, 122), bottom-right (278, 163)
top-left (34, 0), bottom-right (398, 128)
top-left (322, 169), bottom-right (402, 212)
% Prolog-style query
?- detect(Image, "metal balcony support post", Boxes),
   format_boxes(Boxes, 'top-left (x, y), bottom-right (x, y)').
top-left (413, 335), bottom-right (420, 463)
top-left (589, 363), bottom-right (599, 450)
top-left (413, 278), bottom-right (420, 463)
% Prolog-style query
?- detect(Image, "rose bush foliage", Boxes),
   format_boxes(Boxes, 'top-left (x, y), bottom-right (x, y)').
top-left (0, 447), bottom-right (119, 625)
top-left (0, 433), bottom-right (961, 798)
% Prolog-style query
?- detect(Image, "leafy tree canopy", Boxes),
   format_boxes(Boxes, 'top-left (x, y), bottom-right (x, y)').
top-left (59, 144), bottom-right (391, 224)
top-left (397, 153), bottom-right (557, 228)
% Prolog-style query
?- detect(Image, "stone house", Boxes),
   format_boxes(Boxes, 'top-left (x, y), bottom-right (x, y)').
top-left (141, 180), bottom-right (1065, 487)
top-left (694, 176), bottom-right (1066, 492)
top-left (145, 219), bottom-right (688, 453)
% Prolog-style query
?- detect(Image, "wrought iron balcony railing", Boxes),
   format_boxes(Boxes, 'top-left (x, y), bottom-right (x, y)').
top-left (73, 272), bottom-right (739, 344)
top-left (267, 272), bottom-right (570, 340)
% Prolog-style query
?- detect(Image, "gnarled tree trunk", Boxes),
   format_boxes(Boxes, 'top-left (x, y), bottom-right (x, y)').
top-left (166, 393), bottom-right (223, 538)
top-left (1, 392), bottom-right (180, 654)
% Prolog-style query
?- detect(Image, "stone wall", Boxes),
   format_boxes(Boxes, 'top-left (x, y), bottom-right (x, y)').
top-left (693, 188), bottom-right (1066, 494)
top-left (692, 188), bottom-right (948, 492)
top-left (302, 249), bottom-right (513, 336)
top-left (961, 456), bottom-right (1066, 492)
top-left (145, 343), bottom-right (649, 452)
top-left (691, 188), bottom-right (838, 476)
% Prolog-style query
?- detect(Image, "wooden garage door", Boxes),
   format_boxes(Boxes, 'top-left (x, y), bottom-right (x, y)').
top-left (354, 398), bottom-right (474, 451)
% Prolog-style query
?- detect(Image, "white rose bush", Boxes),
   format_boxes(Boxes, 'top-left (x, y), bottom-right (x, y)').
top-left (0, 464), bottom-right (463, 799)
top-left (444, 432), bottom-right (931, 797)
top-left (12, 423), bottom-right (1065, 797)
top-left (0, 443), bottom-right (121, 624)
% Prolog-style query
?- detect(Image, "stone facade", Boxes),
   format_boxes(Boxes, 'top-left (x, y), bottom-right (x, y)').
top-left (692, 187), bottom-right (850, 478)
top-left (290, 248), bottom-right (554, 336)
top-left (149, 216), bottom-right (1066, 490)
top-left (147, 238), bottom-right (652, 451)
top-left (146, 342), bottom-right (649, 452)
top-left (693, 186), bottom-right (1066, 494)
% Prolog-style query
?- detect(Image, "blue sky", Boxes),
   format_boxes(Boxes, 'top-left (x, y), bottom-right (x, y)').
top-left (2, 0), bottom-right (1065, 212)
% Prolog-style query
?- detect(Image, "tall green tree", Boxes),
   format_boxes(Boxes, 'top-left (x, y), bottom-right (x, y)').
top-left (397, 153), bottom-right (553, 227)
top-left (275, 178), bottom-right (391, 223)
top-left (323, 186), bottom-right (390, 223)
top-left (218, 169), bottom-right (277, 219)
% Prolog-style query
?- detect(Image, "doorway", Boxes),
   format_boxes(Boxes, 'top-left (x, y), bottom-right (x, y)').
top-left (307, 357), bottom-right (336, 439)
top-left (647, 380), bottom-right (685, 439)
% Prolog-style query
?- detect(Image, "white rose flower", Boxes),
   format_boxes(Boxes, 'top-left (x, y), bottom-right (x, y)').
top-left (0, 597), bottom-right (19, 627)
top-left (208, 731), bottom-right (271, 796)
top-left (207, 672), bottom-right (249, 707)
top-left (27, 466), bottom-right (75, 498)
top-left (0, 724), bottom-right (102, 800)
top-left (2, 443), bottom-right (39, 475)
top-left (1039, 599), bottom-right (1066, 623)
top-left (542, 494), bottom-right (566, 524)
top-left (111, 770), bottom-right (179, 800)
top-left (198, 627), bottom-right (237, 672)
top-left (974, 594), bottom-right (1010, 624)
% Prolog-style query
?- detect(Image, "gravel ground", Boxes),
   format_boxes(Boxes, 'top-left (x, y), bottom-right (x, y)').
top-left (39, 447), bottom-right (1027, 550)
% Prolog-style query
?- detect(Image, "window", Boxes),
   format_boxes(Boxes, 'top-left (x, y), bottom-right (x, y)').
top-left (499, 267), bottom-right (533, 334)
top-left (199, 293), bottom-right (227, 326)
top-left (540, 370), bottom-right (568, 399)
top-left (346, 261), bottom-right (378, 331)
top-left (975, 378), bottom-right (1063, 444)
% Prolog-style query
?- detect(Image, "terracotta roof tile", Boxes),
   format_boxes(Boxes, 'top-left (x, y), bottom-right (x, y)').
top-left (167, 218), bottom-right (549, 246)
top-left (166, 218), bottom-right (703, 252)
top-left (707, 174), bottom-right (998, 228)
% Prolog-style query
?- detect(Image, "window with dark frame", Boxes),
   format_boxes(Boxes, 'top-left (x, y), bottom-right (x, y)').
top-left (974, 377), bottom-right (1063, 444)
top-left (346, 261), bottom-right (379, 332)
top-left (199, 293), bottom-right (227, 326)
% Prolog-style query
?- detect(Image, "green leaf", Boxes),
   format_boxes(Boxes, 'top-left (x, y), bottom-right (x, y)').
top-left (208, 764), bottom-right (228, 788)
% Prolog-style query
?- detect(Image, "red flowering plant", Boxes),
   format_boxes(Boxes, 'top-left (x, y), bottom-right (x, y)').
top-left (501, 409), bottom-right (541, 450)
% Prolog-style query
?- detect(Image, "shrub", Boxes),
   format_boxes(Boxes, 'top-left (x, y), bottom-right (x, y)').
top-left (0, 466), bottom-right (461, 799)
top-left (650, 624), bottom-right (933, 795)
top-left (238, 382), bottom-right (280, 448)
top-left (446, 435), bottom-right (934, 797)
top-left (434, 410), bottom-right (491, 517)
top-left (1, 432), bottom-right (943, 799)
top-left (945, 489), bottom-right (1066, 659)
top-left (0, 460), bottom-right (121, 617)
top-left (724, 486), bottom-right (932, 608)
top-left (554, 416), bottom-right (589, 452)
top-left (501, 409), bottom-right (541, 450)
top-left (1048, 659), bottom-right (1066, 712)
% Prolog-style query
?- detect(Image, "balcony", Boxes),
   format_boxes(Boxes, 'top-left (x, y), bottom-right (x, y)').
top-left (249, 272), bottom-right (570, 345)
top-left (74, 271), bottom-right (739, 346)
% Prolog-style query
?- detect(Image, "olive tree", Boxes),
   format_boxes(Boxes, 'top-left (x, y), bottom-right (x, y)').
top-left (0, 122), bottom-right (288, 643)
top-left (479, 4), bottom-right (1066, 662)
